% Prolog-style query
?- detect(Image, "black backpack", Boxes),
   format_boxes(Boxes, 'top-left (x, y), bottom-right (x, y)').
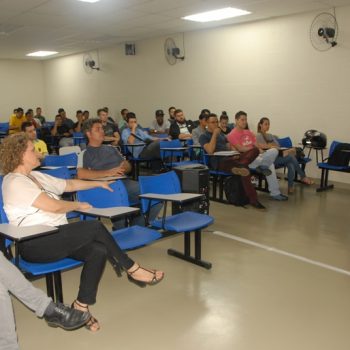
top-left (223, 175), bottom-right (249, 206)
top-left (328, 143), bottom-right (350, 167)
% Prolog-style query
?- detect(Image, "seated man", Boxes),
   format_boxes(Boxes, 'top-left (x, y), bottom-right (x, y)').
top-left (192, 113), bottom-right (207, 145)
top-left (78, 118), bottom-right (160, 224)
top-left (227, 111), bottom-right (288, 201)
top-left (168, 106), bottom-right (176, 124)
top-left (168, 109), bottom-right (195, 140)
top-left (149, 109), bottom-right (170, 135)
top-left (21, 121), bottom-right (48, 159)
top-left (118, 108), bottom-right (129, 132)
top-left (97, 107), bottom-right (120, 145)
top-left (25, 109), bottom-right (40, 128)
top-left (51, 114), bottom-right (74, 148)
top-left (9, 107), bottom-right (26, 134)
top-left (34, 106), bottom-right (46, 125)
top-left (121, 112), bottom-right (163, 172)
top-left (0, 251), bottom-right (89, 350)
top-left (199, 113), bottom-right (265, 209)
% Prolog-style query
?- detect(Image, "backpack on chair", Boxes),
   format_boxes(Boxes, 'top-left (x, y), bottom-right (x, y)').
top-left (223, 175), bottom-right (249, 207)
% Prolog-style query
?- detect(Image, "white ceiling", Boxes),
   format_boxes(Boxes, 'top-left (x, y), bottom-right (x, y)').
top-left (0, 0), bottom-right (349, 60)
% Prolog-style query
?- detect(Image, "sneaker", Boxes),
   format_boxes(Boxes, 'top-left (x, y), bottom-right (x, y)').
top-left (254, 166), bottom-right (272, 176)
top-left (44, 302), bottom-right (90, 330)
top-left (231, 166), bottom-right (250, 177)
top-left (251, 201), bottom-right (266, 210)
top-left (270, 194), bottom-right (288, 201)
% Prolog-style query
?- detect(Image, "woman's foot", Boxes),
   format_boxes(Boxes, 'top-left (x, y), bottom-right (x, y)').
top-left (301, 177), bottom-right (314, 185)
top-left (127, 263), bottom-right (164, 288)
top-left (288, 187), bottom-right (294, 194)
top-left (72, 300), bottom-right (100, 332)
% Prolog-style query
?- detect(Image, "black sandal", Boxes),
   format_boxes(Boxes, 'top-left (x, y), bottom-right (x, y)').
top-left (127, 264), bottom-right (164, 288)
top-left (72, 300), bottom-right (100, 332)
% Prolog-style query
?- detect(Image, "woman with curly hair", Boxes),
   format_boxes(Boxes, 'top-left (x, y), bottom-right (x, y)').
top-left (0, 133), bottom-right (164, 332)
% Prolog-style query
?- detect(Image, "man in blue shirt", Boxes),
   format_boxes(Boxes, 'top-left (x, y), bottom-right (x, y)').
top-left (121, 112), bottom-right (163, 172)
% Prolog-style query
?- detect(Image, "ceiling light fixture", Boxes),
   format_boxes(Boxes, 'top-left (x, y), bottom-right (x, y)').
top-left (182, 7), bottom-right (251, 23)
top-left (77, 0), bottom-right (100, 3)
top-left (26, 51), bottom-right (58, 57)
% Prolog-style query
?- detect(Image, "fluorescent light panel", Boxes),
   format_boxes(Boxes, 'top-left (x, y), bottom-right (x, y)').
top-left (77, 0), bottom-right (100, 3)
top-left (182, 7), bottom-right (250, 23)
top-left (26, 51), bottom-right (58, 57)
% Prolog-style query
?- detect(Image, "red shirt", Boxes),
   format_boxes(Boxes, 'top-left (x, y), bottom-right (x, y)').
top-left (227, 128), bottom-right (256, 149)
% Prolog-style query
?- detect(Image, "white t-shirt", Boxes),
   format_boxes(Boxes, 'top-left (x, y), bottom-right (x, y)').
top-left (3, 171), bottom-right (68, 227)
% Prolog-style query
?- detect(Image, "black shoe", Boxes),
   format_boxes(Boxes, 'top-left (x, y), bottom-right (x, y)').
top-left (254, 166), bottom-right (272, 176)
top-left (44, 302), bottom-right (90, 330)
top-left (251, 201), bottom-right (266, 210)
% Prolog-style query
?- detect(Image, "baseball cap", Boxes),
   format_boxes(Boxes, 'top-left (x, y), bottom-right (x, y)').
top-left (155, 109), bottom-right (164, 116)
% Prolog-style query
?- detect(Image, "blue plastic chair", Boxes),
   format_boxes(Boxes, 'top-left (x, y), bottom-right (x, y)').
top-left (38, 166), bottom-right (71, 179)
top-left (159, 139), bottom-right (199, 169)
top-left (316, 140), bottom-right (350, 192)
top-left (73, 132), bottom-right (86, 146)
top-left (42, 153), bottom-right (78, 167)
top-left (138, 171), bottom-right (214, 269)
top-left (76, 181), bottom-right (161, 250)
top-left (0, 122), bottom-right (9, 138)
top-left (0, 176), bottom-right (81, 303)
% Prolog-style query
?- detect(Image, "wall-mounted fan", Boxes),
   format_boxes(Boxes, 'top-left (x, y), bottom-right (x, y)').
top-left (83, 53), bottom-right (100, 73)
top-left (310, 12), bottom-right (338, 51)
top-left (164, 37), bottom-right (184, 65)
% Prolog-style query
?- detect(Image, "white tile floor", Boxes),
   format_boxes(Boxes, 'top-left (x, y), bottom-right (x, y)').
top-left (12, 179), bottom-right (350, 350)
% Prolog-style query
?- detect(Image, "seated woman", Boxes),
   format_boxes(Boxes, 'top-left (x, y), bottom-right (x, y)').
top-left (256, 117), bottom-right (314, 194)
top-left (0, 133), bottom-right (164, 332)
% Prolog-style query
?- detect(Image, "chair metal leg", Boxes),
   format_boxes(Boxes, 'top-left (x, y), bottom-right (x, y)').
top-left (167, 231), bottom-right (212, 270)
top-left (46, 274), bottom-right (55, 300)
top-left (316, 168), bottom-right (334, 192)
top-left (53, 271), bottom-right (64, 303)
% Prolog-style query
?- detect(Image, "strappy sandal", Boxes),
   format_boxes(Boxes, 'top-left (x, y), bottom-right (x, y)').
top-left (127, 264), bottom-right (164, 288)
top-left (72, 300), bottom-right (100, 332)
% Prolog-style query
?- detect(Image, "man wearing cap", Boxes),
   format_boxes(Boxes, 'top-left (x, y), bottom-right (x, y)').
top-left (9, 107), bottom-right (27, 134)
top-left (149, 109), bottom-right (170, 135)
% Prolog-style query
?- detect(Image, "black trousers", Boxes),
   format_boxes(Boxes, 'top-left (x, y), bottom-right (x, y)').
top-left (140, 141), bottom-right (163, 171)
top-left (19, 221), bottom-right (134, 304)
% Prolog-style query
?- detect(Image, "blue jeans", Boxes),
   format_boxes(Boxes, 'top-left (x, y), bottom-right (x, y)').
top-left (274, 155), bottom-right (305, 187)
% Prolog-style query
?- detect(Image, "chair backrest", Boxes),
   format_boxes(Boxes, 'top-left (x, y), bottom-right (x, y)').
top-left (329, 141), bottom-right (341, 157)
top-left (277, 137), bottom-right (293, 148)
top-left (59, 146), bottom-right (81, 156)
top-left (42, 153), bottom-right (78, 167)
top-left (0, 122), bottom-right (9, 133)
top-left (138, 171), bottom-right (181, 213)
top-left (38, 167), bottom-right (71, 179)
top-left (73, 132), bottom-right (86, 146)
top-left (76, 180), bottom-right (129, 207)
top-left (159, 139), bottom-right (183, 159)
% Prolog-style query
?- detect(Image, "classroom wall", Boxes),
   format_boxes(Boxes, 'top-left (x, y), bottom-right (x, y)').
top-left (2, 6), bottom-right (350, 183)
top-left (0, 60), bottom-right (45, 119)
